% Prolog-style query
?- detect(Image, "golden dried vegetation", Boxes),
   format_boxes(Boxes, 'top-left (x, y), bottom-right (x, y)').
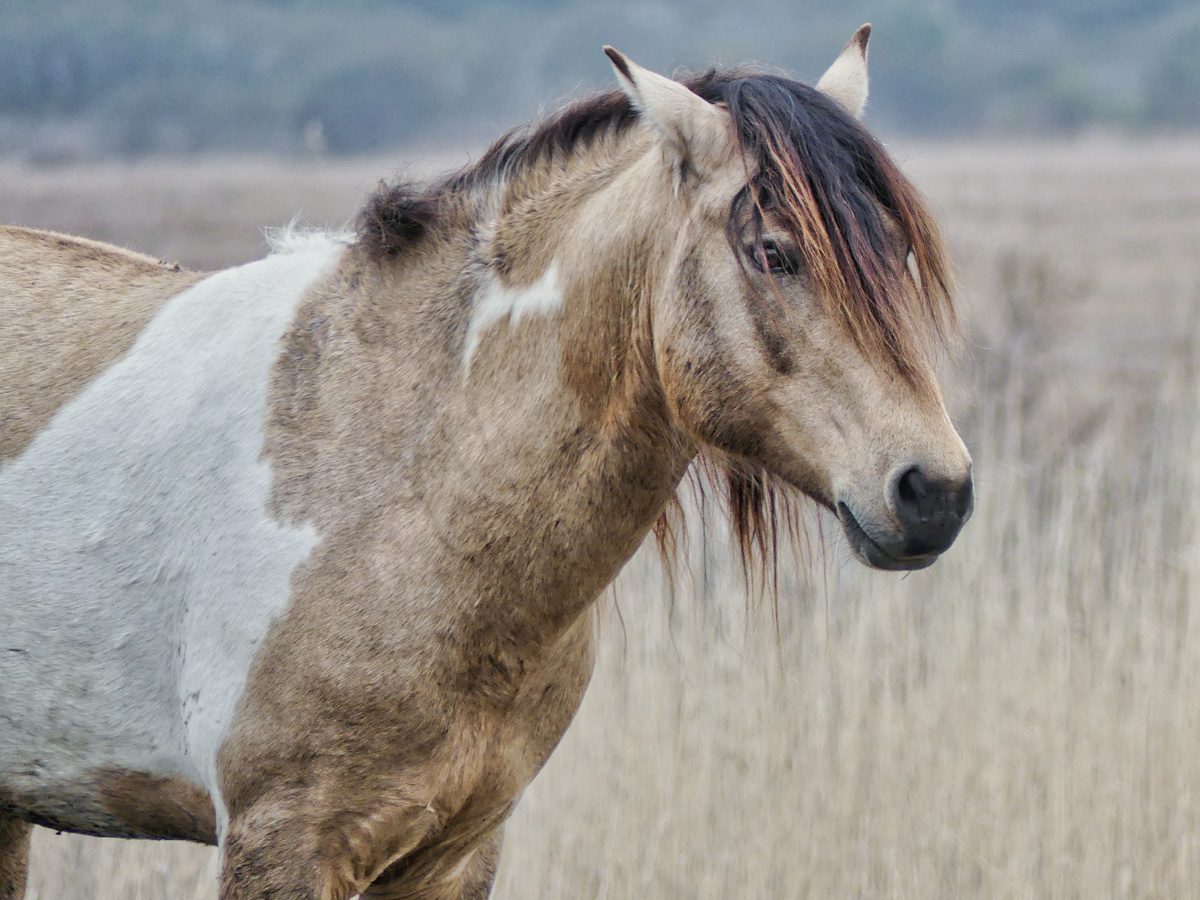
top-left (9, 137), bottom-right (1200, 899)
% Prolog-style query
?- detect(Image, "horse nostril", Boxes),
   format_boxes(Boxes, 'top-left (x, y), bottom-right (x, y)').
top-left (955, 476), bottom-right (974, 518)
top-left (893, 465), bottom-right (972, 527)
top-left (890, 465), bottom-right (973, 558)
top-left (895, 466), bottom-right (928, 520)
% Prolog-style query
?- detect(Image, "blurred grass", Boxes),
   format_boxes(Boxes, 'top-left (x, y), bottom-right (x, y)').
top-left (8, 136), bottom-right (1200, 899)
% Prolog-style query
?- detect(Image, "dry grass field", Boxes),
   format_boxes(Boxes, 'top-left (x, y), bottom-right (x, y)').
top-left (5, 136), bottom-right (1200, 899)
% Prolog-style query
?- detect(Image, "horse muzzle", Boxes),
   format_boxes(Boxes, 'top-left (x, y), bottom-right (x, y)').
top-left (837, 465), bottom-right (974, 571)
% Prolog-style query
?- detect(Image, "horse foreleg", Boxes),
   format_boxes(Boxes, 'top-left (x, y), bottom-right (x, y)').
top-left (360, 828), bottom-right (503, 900)
top-left (0, 813), bottom-right (31, 900)
top-left (444, 830), bottom-right (502, 900)
top-left (218, 798), bottom-right (442, 900)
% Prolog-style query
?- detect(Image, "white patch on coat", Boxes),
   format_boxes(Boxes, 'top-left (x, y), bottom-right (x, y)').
top-left (0, 236), bottom-right (343, 837)
top-left (265, 220), bottom-right (353, 257)
top-left (463, 261), bottom-right (563, 368)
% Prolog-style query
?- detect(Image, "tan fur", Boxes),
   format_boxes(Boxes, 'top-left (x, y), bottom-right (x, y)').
top-left (361, 830), bottom-right (503, 900)
top-left (0, 814), bottom-right (30, 900)
top-left (0, 226), bottom-right (202, 463)
top-left (92, 770), bottom-right (218, 843)
top-left (816, 24), bottom-right (872, 118)
top-left (604, 46), bottom-right (732, 183)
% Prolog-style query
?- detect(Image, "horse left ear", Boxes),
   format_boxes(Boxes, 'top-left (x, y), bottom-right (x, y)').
top-left (604, 46), bottom-right (728, 179)
top-left (816, 24), bottom-right (871, 119)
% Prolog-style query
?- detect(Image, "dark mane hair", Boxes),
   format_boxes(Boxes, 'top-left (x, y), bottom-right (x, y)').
top-left (355, 90), bottom-right (637, 257)
top-left (357, 65), bottom-right (958, 593)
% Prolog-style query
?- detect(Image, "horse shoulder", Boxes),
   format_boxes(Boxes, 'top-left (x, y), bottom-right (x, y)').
top-left (0, 226), bottom-right (204, 464)
top-left (0, 232), bottom-right (349, 843)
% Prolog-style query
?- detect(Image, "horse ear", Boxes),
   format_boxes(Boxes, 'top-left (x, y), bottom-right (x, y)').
top-left (816, 24), bottom-right (871, 119)
top-left (603, 46), bottom-right (728, 178)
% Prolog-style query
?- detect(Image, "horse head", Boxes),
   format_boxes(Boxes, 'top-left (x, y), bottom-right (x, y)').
top-left (607, 29), bottom-right (973, 570)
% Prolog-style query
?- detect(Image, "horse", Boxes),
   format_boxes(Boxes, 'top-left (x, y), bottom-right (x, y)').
top-left (0, 27), bottom-right (973, 900)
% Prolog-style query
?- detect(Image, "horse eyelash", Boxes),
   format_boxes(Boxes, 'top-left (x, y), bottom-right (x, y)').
top-left (751, 239), bottom-right (801, 277)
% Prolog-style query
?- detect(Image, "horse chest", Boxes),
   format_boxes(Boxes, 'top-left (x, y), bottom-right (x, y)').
top-left (474, 613), bottom-right (596, 799)
top-left (389, 617), bottom-right (594, 878)
top-left (0, 243), bottom-right (342, 837)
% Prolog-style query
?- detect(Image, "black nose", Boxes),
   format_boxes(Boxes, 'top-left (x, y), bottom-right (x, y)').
top-left (891, 465), bottom-right (973, 557)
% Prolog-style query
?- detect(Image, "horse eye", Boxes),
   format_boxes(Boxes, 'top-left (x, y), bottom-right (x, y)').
top-left (755, 240), bottom-right (799, 276)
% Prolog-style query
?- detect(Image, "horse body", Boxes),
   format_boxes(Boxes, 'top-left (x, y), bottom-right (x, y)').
top-left (0, 232), bottom-right (345, 842)
top-left (0, 31), bottom-right (973, 900)
top-left (217, 139), bottom-right (701, 896)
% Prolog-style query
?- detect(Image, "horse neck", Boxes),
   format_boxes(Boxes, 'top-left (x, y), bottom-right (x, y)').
top-left (424, 144), bottom-right (695, 623)
top-left (271, 139), bottom-right (694, 636)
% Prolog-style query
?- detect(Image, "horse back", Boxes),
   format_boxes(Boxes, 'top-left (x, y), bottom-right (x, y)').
top-left (0, 226), bottom-right (203, 463)
top-left (0, 230), bottom-right (346, 844)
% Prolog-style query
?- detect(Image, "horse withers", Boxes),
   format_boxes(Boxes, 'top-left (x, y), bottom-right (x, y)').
top-left (0, 27), bottom-right (972, 900)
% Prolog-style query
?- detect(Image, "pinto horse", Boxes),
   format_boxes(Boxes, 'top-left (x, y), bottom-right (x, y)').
top-left (0, 28), bottom-right (972, 900)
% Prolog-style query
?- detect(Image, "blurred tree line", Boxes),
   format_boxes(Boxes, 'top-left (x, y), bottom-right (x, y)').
top-left (2, 0), bottom-right (1199, 161)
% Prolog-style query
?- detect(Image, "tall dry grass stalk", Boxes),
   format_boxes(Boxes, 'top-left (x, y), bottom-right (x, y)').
top-left (12, 137), bottom-right (1200, 899)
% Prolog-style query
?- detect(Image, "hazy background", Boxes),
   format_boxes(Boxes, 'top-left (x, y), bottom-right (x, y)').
top-left (4, 0), bottom-right (1200, 163)
top-left (8, 2), bottom-right (1200, 899)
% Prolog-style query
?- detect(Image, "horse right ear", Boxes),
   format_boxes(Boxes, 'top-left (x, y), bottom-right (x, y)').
top-left (604, 46), bottom-right (729, 182)
top-left (816, 24), bottom-right (871, 118)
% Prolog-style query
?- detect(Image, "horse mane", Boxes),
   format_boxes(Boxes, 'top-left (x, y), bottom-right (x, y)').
top-left (356, 65), bottom-right (958, 594)
top-left (356, 90), bottom-right (636, 258)
top-left (690, 70), bottom-right (958, 386)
